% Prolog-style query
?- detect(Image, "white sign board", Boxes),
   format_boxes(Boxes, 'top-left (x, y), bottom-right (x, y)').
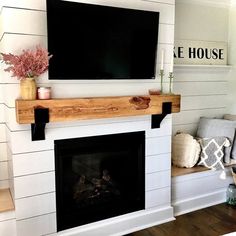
top-left (174, 40), bottom-right (227, 65)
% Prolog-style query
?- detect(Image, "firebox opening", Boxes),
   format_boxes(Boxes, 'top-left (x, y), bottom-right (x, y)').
top-left (55, 131), bottom-right (145, 232)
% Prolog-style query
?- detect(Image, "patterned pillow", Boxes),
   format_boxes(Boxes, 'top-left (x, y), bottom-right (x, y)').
top-left (196, 117), bottom-right (236, 163)
top-left (198, 137), bottom-right (230, 170)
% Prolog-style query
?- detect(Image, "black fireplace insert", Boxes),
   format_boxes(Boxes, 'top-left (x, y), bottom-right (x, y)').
top-left (55, 131), bottom-right (145, 231)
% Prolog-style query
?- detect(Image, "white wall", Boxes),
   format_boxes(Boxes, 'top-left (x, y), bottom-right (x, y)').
top-left (173, 0), bottom-right (231, 135)
top-left (228, 2), bottom-right (236, 113)
top-left (0, 0), bottom-right (176, 235)
top-left (0, 9), bottom-right (9, 189)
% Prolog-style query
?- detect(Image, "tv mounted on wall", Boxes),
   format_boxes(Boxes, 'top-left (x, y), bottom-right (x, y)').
top-left (46, 0), bottom-right (160, 80)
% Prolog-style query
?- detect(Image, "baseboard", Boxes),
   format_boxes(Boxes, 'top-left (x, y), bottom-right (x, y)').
top-left (58, 206), bottom-right (175, 236)
top-left (172, 189), bottom-right (226, 216)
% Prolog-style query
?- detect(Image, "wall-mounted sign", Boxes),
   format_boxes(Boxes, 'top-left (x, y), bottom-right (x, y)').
top-left (174, 40), bottom-right (227, 65)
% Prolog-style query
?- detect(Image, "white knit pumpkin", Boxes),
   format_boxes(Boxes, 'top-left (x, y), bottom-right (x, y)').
top-left (172, 133), bottom-right (201, 168)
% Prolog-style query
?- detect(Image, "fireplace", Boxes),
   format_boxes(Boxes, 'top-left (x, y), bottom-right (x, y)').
top-left (55, 131), bottom-right (145, 232)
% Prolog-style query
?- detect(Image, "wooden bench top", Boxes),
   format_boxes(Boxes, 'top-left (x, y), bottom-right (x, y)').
top-left (0, 189), bottom-right (14, 213)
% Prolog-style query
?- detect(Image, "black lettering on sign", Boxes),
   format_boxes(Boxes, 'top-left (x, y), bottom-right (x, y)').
top-left (197, 48), bottom-right (204, 59)
top-left (189, 47), bottom-right (196, 58)
top-left (174, 47), bottom-right (185, 58)
top-left (174, 47), bottom-right (177, 58)
top-left (205, 48), bottom-right (211, 59)
top-left (219, 49), bottom-right (224, 60)
top-left (212, 48), bottom-right (218, 60)
top-left (178, 47), bottom-right (184, 58)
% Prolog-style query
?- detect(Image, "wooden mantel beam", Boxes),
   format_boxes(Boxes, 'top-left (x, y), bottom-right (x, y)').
top-left (15, 94), bottom-right (181, 124)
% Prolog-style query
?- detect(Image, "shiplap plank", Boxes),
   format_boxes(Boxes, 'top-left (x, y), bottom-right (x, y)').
top-left (12, 151), bottom-right (54, 177)
top-left (0, 124), bottom-right (6, 142)
top-left (0, 104), bottom-right (5, 122)
top-left (0, 219), bottom-right (16, 236)
top-left (172, 108), bottom-right (226, 125)
top-left (16, 213), bottom-right (56, 236)
top-left (173, 81), bottom-right (227, 96)
top-left (174, 68), bottom-right (230, 82)
top-left (0, 143), bottom-right (7, 161)
top-left (172, 171), bottom-right (232, 202)
top-left (146, 187), bottom-right (171, 209)
top-left (15, 192), bottom-right (56, 220)
top-left (0, 162), bottom-right (9, 181)
top-left (159, 24), bottom-right (175, 44)
top-left (0, 33), bottom-right (47, 55)
top-left (1, 8), bottom-right (46, 36)
top-left (0, 85), bottom-right (3, 103)
top-left (1, 0), bottom-right (46, 10)
top-left (143, 0), bottom-right (174, 4)
top-left (9, 120), bottom-right (171, 154)
top-left (14, 172), bottom-right (55, 199)
top-left (0, 210), bottom-right (15, 222)
top-left (172, 123), bottom-right (198, 136)
top-left (146, 136), bottom-right (171, 156)
top-left (181, 95), bottom-right (227, 110)
top-left (146, 170), bottom-right (171, 191)
top-left (146, 153), bottom-right (171, 174)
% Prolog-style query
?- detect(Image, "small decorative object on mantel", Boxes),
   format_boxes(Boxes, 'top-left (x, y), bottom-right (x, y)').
top-left (148, 89), bottom-right (161, 95)
top-left (159, 49), bottom-right (165, 93)
top-left (168, 71), bottom-right (174, 94)
top-left (37, 87), bottom-right (52, 100)
top-left (168, 53), bottom-right (174, 94)
top-left (1, 46), bottom-right (52, 100)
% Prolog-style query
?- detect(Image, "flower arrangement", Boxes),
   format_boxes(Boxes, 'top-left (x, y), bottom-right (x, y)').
top-left (1, 45), bottom-right (52, 80)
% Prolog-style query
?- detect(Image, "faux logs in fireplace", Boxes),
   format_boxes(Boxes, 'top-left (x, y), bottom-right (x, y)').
top-left (55, 131), bottom-right (145, 232)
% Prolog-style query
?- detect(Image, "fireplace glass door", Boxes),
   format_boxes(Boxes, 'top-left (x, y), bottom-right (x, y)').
top-left (55, 131), bottom-right (145, 231)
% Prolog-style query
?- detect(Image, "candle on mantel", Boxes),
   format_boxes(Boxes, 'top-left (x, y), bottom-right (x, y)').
top-left (160, 49), bottom-right (164, 70)
top-left (170, 53), bottom-right (173, 73)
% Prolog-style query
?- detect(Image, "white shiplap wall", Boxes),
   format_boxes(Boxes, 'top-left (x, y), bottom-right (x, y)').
top-left (0, 0), bottom-right (176, 235)
top-left (172, 1), bottom-right (231, 136)
top-left (173, 66), bottom-right (230, 135)
top-left (0, 60), bottom-right (9, 189)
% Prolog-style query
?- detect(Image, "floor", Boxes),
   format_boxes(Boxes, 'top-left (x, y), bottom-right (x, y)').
top-left (128, 204), bottom-right (236, 236)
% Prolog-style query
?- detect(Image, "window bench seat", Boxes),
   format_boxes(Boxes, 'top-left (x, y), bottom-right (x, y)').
top-left (171, 165), bottom-right (234, 216)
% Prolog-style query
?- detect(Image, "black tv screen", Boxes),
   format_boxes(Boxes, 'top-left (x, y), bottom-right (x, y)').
top-left (46, 0), bottom-right (159, 80)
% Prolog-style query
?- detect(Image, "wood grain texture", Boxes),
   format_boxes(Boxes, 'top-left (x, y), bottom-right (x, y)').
top-left (128, 204), bottom-right (236, 236)
top-left (0, 189), bottom-right (14, 213)
top-left (172, 164), bottom-right (236, 177)
top-left (15, 94), bottom-right (181, 124)
top-left (171, 165), bottom-right (208, 177)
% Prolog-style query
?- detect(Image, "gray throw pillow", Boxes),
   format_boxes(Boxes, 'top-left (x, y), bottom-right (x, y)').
top-left (198, 137), bottom-right (230, 170)
top-left (223, 115), bottom-right (236, 160)
top-left (196, 117), bottom-right (236, 163)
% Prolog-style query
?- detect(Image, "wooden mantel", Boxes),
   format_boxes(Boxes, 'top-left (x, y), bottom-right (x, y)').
top-left (15, 94), bottom-right (181, 124)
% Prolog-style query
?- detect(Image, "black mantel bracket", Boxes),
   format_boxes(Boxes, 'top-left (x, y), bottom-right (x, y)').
top-left (31, 107), bottom-right (49, 141)
top-left (151, 102), bottom-right (172, 129)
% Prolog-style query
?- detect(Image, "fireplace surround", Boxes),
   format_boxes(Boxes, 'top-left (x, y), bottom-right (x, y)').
top-left (55, 131), bottom-right (145, 231)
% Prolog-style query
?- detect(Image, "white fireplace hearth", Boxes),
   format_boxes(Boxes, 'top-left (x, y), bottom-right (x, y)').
top-left (7, 115), bottom-right (174, 236)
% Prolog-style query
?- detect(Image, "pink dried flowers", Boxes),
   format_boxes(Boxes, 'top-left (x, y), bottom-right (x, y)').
top-left (1, 46), bottom-right (52, 80)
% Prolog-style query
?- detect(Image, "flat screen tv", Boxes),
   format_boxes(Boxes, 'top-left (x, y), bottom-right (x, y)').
top-left (46, 0), bottom-right (160, 80)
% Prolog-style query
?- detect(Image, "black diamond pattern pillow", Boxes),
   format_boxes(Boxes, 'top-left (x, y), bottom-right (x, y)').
top-left (198, 137), bottom-right (230, 170)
